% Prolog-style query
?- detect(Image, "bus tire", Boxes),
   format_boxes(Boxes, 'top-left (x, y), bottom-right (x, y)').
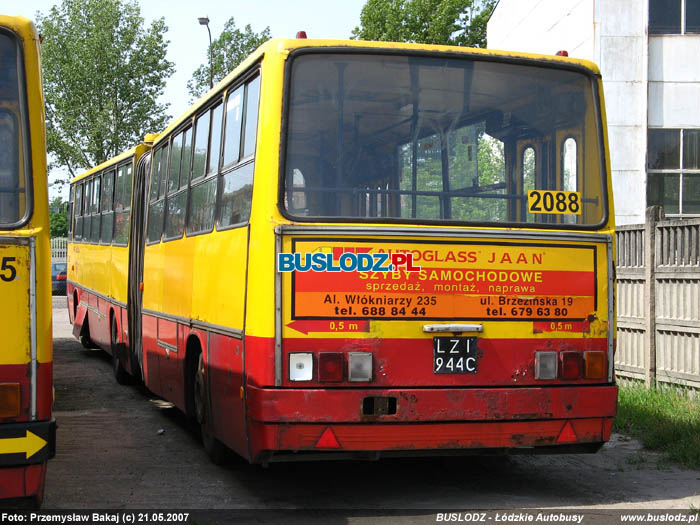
top-left (193, 351), bottom-right (228, 464)
top-left (111, 313), bottom-right (129, 385)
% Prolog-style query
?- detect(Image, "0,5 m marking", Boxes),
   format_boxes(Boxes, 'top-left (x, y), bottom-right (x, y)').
top-left (0, 257), bottom-right (17, 282)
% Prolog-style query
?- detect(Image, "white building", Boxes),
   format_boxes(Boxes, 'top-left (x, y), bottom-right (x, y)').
top-left (488, 0), bottom-right (700, 224)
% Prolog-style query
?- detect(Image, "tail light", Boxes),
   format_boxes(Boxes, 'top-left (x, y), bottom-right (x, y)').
top-left (584, 351), bottom-right (606, 379)
top-left (318, 353), bottom-right (344, 382)
top-left (57, 275), bottom-right (67, 280)
top-left (289, 353), bottom-right (313, 381)
top-left (560, 351), bottom-right (583, 379)
top-left (348, 352), bottom-right (372, 382)
top-left (535, 351), bottom-right (557, 380)
top-left (0, 383), bottom-right (20, 417)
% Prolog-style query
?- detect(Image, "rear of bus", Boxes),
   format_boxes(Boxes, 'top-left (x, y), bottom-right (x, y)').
top-left (246, 41), bottom-right (616, 463)
top-left (0, 16), bottom-right (55, 504)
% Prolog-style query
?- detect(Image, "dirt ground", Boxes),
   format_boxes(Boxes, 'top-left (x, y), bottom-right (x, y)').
top-left (45, 297), bottom-right (700, 513)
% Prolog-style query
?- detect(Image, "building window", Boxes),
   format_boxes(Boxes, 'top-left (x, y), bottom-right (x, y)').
top-left (647, 128), bottom-right (700, 217)
top-left (649, 0), bottom-right (700, 34)
top-left (688, 0), bottom-right (700, 32)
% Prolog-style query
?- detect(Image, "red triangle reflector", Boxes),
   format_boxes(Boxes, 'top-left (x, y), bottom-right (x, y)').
top-left (556, 421), bottom-right (578, 443)
top-left (315, 427), bottom-right (341, 449)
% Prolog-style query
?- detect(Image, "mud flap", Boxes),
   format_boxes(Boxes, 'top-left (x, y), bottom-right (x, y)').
top-left (72, 300), bottom-right (88, 340)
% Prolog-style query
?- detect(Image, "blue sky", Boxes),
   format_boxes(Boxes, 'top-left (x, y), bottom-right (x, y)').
top-left (10, 0), bottom-right (366, 197)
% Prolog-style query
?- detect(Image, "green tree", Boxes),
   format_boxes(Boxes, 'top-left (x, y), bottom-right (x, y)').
top-left (49, 197), bottom-right (68, 237)
top-left (187, 17), bottom-right (271, 101)
top-left (37, 0), bottom-right (174, 183)
top-left (351, 0), bottom-right (495, 47)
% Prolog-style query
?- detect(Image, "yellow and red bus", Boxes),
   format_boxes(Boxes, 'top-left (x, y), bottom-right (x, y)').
top-left (69, 37), bottom-right (616, 465)
top-left (0, 15), bottom-right (55, 504)
top-left (67, 139), bottom-right (155, 384)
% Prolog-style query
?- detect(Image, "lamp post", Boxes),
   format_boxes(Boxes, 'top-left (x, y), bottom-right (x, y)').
top-left (198, 15), bottom-right (213, 89)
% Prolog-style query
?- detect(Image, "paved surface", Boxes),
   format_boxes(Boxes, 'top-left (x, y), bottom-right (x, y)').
top-left (46, 298), bottom-right (700, 513)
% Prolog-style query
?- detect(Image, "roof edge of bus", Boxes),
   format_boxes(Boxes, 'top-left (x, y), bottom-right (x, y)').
top-left (264, 38), bottom-right (601, 76)
top-left (71, 145), bottom-right (143, 183)
top-left (0, 15), bottom-right (39, 40)
top-left (153, 37), bottom-right (601, 145)
top-left (0, 15), bottom-right (33, 29)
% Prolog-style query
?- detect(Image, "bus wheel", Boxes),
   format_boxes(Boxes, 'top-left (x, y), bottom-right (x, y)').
top-left (111, 314), bottom-right (129, 385)
top-left (193, 352), bottom-right (228, 464)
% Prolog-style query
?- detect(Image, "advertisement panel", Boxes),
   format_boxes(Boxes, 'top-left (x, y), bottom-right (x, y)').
top-left (289, 239), bottom-right (597, 322)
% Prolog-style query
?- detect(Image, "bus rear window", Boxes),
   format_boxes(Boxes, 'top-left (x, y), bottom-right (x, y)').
top-left (0, 30), bottom-right (29, 227)
top-left (283, 53), bottom-right (606, 227)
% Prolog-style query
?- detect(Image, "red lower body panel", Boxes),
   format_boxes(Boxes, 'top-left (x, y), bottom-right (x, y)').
top-left (0, 363), bottom-right (53, 422)
top-left (0, 463), bottom-right (46, 501)
top-left (249, 418), bottom-right (614, 458)
top-left (246, 385), bottom-right (617, 462)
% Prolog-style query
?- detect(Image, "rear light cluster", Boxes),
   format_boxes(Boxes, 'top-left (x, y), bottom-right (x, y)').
top-left (535, 351), bottom-right (607, 380)
top-left (288, 352), bottom-right (372, 382)
top-left (0, 383), bottom-right (20, 417)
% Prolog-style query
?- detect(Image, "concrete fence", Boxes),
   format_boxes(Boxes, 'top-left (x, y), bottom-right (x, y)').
top-left (615, 207), bottom-right (700, 389)
top-left (50, 237), bottom-right (68, 262)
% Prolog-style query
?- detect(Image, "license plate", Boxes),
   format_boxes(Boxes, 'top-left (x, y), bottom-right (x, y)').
top-left (433, 337), bottom-right (478, 374)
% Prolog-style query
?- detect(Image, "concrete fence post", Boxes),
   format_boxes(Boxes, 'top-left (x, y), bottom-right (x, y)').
top-left (643, 205), bottom-right (663, 388)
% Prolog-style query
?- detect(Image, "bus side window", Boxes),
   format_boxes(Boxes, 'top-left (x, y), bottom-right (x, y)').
top-left (91, 174), bottom-right (102, 243)
top-left (113, 163), bottom-right (133, 246)
top-left (74, 183), bottom-right (83, 240)
top-left (83, 178), bottom-right (93, 242)
top-left (192, 110), bottom-right (210, 180)
top-left (150, 147), bottom-right (162, 201)
top-left (100, 169), bottom-right (115, 244)
top-left (208, 102), bottom-right (223, 175)
top-left (188, 101), bottom-right (221, 235)
top-left (222, 85), bottom-right (244, 168)
top-left (83, 179), bottom-right (91, 241)
top-left (218, 163), bottom-right (253, 228)
top-left (218, 76), bottom-right (258, 229)
top-left (147, 142), bottom-right (168, 244)
top-left (180, 126), bottom-right (193, 188)
top-left (164, 127), bottom-right (191, 241)
top-left (242, 75), bottom-right (260, 159)
top-left (168, 131), bottom-right (184, 194)
top-left (67, 184), bottom-right (74, 239)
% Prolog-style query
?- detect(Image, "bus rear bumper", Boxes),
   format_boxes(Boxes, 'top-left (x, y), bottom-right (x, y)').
top-left (0, 419), bottom-right (56, 467)
top-left (0, 419), bottom-right (55, 501)
top-left (246, 385), bottom-right (617, 461)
